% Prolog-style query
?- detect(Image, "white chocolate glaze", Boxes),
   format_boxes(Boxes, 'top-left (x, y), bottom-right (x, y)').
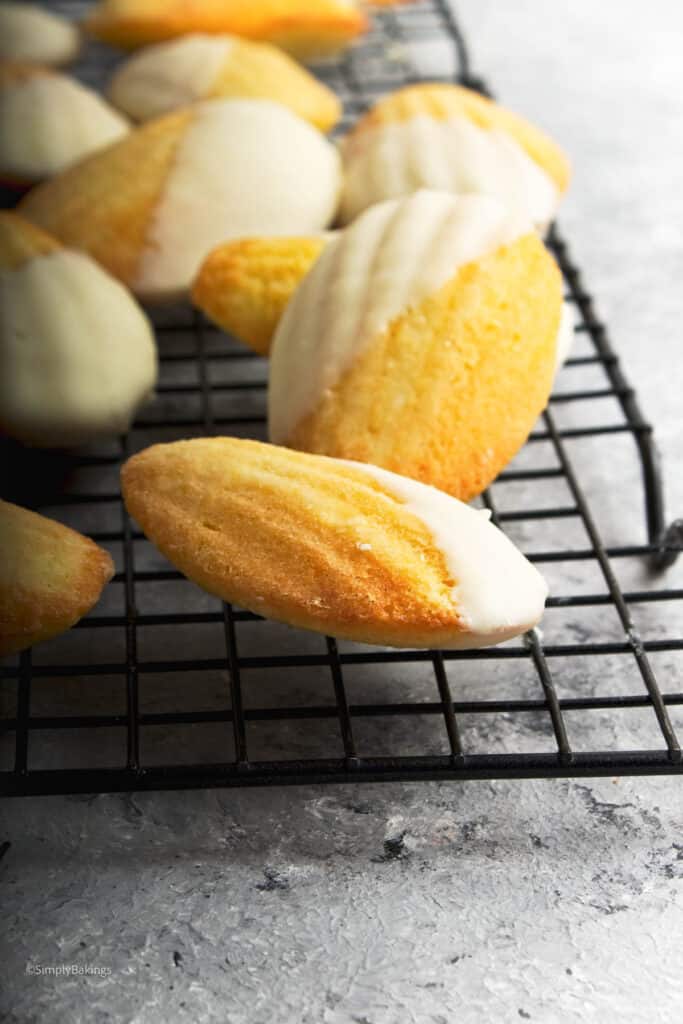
top-left (340, 113), bottom-right (559, 229)
top-left (135, 99), bottom-right (342, 301)
top-left (108, 35), bottom-right (235, 121)
top-left (0, 73), bottom-right (129, 182)
top-left (0, 2), bottom-right (80, 65)
top-left (354, 460), bottom-right (548, 641)
top-left (269, 190), bottom-right (530, 444)
top-left (0, 249), bottom-right (157, 447)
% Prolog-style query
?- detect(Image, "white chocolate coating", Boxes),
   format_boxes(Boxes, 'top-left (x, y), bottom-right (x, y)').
top-left (340, 113), bottom-right (559, 229)
top-left (0, 73), bottom-right (129, 182)
top-left (135, 99), bottom-right (342, 301)
top-left (0, 249), bottom-right (157, 447)
top-left (354, 460), bottom-right (548, 641)
top-left (269, 190), bottom-right (529, 444)
top-left (0, 3), bottom-right (80, 65)
top-left (108, 35), bottom-right (235, 121)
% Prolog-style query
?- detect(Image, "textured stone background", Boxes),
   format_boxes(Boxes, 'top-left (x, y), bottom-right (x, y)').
top-left (1, 2), bottom-right (682, 1022)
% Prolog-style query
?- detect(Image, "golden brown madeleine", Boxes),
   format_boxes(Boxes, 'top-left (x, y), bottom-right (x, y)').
top-left (108, 34), bottom-right (341, 131)
top-left (340, 82), bottom-right (570, 227)
top-left (0, 63), bottom-right (129, 185)
top-left (0, 500), bottom-right (114, 656)
top-left (0, 212), bottom-right (157, 447)
top-left (269, 190), bottom-right (564, 502)
top-left (0, 3), bottom-right (81, 66)
top-left (122, 437), bottom-right (547, 649)
top-left (192, 235), bottom-right (329, 355)
top-left (19, 98), bottom-right (342, 302)
top-left (84, 0), bottom-right (369, 60)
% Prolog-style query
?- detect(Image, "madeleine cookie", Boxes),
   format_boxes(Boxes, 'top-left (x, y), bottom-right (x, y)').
top-left (84, 0), bottom-right (368, 60)
top-left (0, 64), bottom-right (129, 185)
top-left (0, 2), bottom-right (81, 66)
top-left (108, 34), bottom-right (341, 131)
top-left (0, 212), bottom-right (157, 447)
top-left (122, 438), bottom-right (547, 649)
top-left (0, 500), bottom-right (114, 657)
top-left (340, 83), bottom-right (570, 228)
top-left (192, 235), bottom-right (330, 355)
top-left (269, 190), bottom-right (563, 501)
top-left (19, 98), bottom-right (342, 302)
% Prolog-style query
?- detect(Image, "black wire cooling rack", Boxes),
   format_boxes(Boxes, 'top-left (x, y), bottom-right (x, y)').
top-left (1, 0), bottom-right (682, 797)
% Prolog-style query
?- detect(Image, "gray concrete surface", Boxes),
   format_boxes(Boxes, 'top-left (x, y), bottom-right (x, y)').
top-left (1, 2), bottom-right (682, 1022)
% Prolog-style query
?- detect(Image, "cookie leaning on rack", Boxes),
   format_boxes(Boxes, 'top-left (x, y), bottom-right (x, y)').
top-left (122, 437), bottom-right (548, 650)
top-left (192, 230), bottom-right (575, 366)
top-left (268, 190), bottom-right (564, 501)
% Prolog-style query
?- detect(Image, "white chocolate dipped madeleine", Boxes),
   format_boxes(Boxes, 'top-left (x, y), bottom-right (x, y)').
top-left (0, 499), bottom-right (114, 657)
top-left (108, 34), bottom-right (341, 130)
top-left (84, 0), bottom-right (369, 60)
top-left (0, 212), bottom-right (157, 448)
top-left (121, 437), bottom-right (548, 649)
top-left (269, 190), bottom-right (564, 502)
top-left (0, 64), bottom-right (129, 186)
top-left (0, 2), bottom-right (81, 66)
top-left (19, 98), bottom-right (342, 302)
top-left (339, 83), bottom-right (570, 228)
top-left (193, 229), bottom-right (575, 365)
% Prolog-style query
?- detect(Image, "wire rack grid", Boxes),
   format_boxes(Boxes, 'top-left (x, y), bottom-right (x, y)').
top-left (1, 0), bottom-right (682, 797)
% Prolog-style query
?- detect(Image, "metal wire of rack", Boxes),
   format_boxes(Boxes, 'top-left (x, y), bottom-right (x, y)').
top-left (1, 0), bottom-right (682, 797)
